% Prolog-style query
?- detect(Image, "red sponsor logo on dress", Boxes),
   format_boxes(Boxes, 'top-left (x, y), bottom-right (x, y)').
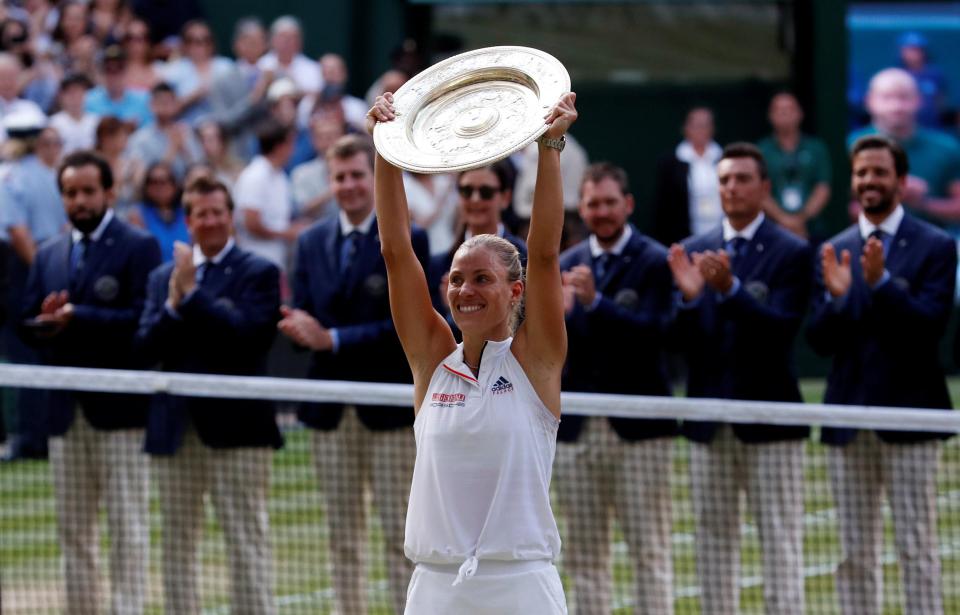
top-left (432, 392), bottom-right (466, 403)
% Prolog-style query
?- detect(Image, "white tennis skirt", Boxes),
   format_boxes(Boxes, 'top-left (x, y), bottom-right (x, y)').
top-left (404, 559), bottom-right (567, 614)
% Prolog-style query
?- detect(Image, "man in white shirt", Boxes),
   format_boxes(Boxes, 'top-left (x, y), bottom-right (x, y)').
top-left (257, 16), bottom-right (322, 95)
top-left (233, 119), bottom-right (303, 270)
top-left (49, 74), bottom-right (98, 155)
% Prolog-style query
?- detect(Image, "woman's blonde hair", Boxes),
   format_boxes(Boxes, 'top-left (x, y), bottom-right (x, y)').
top-left (453, 234), bottom-right (525, 332)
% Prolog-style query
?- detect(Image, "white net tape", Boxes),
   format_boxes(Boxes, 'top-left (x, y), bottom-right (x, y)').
top-left (0, 363), bottom-right (956, 433)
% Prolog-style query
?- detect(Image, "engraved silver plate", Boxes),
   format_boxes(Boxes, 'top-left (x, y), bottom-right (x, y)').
top-left (373, 46), bottom-right (570, 174)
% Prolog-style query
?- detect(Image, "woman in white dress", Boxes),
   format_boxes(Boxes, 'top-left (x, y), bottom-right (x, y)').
top-left (367, 91), bottom-right (577, 614)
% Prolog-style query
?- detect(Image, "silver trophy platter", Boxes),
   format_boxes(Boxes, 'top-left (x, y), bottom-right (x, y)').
top-left (373, 46), bottom-right (570, 174)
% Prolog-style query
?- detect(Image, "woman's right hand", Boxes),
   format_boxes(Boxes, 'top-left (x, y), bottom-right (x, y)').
top-left (366, 92), bottom-right (397, 135)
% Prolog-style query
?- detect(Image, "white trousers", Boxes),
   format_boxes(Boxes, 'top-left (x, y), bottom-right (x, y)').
top-left (829, 430), bottom-right (942, 615)
top-left (690, 425), bottom-right (805, 615)
top-left (404, 560), bottom-right (567, 614)
top-left (311, 407), bottom-right (415, 614)
top-left (49, 413), bottom-right (148, 615)
top-left (554, 418), bottom-right (673, 615)
top-left (153, 429), bottom-right (275, 615)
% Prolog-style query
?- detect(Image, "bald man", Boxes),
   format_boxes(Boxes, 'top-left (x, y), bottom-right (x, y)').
top-left (849, 68), bottom-right (960, 226)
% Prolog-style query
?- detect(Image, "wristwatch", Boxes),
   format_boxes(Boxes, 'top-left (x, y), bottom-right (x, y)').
top-left (537, 135), bottom-right (565, 152)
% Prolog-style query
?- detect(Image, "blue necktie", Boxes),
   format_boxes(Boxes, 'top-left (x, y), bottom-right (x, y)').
top-left (727, 236), bottom-right (748, 269)
top-left (70, 236), bottom-right (90, 277)
top-left (340, 231), bottom-right (361, 276)
top-left (196, 261), bottom-right (211, 284)
top-left (595, 252), bottom-right (613, 282)
top-left (868, 229), bottom-right (891, 257)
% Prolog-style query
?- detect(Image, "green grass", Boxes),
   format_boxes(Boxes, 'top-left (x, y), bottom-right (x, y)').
top-left (2, 385), bottom-right (960, 614)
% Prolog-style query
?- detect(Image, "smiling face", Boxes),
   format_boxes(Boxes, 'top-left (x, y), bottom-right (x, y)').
top-left (448, 244), bottom-right (523, 338)
top-left (329, 151), bottom-right (374, 224)
top-left (852, 147), bottom-right (904, 217)
top-left (458, 168), bottom-right (509, 235)
top-left (61, 164), bottom-right (113, 234)
top-left (579, 176), bottom-right (633, 247)
top-left (186, 189), bottom-right (233, 256)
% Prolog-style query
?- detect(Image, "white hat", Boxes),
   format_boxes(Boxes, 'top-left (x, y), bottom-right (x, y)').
top-left (3, 105), bottom-right (47, 135)
top-left (267, 77), bottom-right (300, 102)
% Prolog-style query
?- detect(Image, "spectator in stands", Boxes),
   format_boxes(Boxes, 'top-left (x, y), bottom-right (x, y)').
top-left (136, 175), bottom-right (282, 615)
top-left (757, 92), bottom-right (833, 242)
top-left (121, 18), bottom-right (159, 92)
top-left (195, 120), bottom-right (243, 189)
top-left (0, 52), bottom-right (45, 144)
top-left (258, 16), bottom-right (320, 95)
top-left (278, 134), bottom-right (427, 614)
top-left (21, 150), bottom-right (160, 614)
top-left (809, 135), bottom-right (955, 614)
top-left (159, 19), bottom-right (233, 125)
top-left (402, 171), bottom-right (459, 256)
top-left (0, 114), bottom-right (65, 462)
top-left (208, 17), bottom-right (271, 162)
top-left (298, 53), bottom-right (367, 133)
top-left (127, 161), bottom-right (188, 262)
top-left (848, 68), bottom-right (960, 227)
top-left (264, 76), bottom-right (315, 171)
top-left (428, 161), bottom-right (526, 333)
top-left (88, 0), bottom-right (131, 45)
top-left (898, 31), bottom-right (948, 129)
top-left (233, 119), bottom-right (303, 271)
top-left (652, 107), bottom-right (723, 247)
top-left (84, 45), bottom-right (153, 128)
top-left (668, 142), bottom-right (812, 615)
top-left (557, 162), bottom-right (677, 614)
top-left (1, 17), bottom-right (58, 112)
top-left (365, 68), bottom-right (408, 108)
top-left (93, 115), bottom-right (139, 210)
top-left (126, 81), bottom-right (204, 180)
top-left (48, 1), bottom-right (91, 71)
top-left (291, 115), bottom-right (343, 220)
top-left (50, 73), bottom-right (98, 154)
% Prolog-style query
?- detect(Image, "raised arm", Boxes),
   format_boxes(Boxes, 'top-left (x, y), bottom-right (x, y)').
top-left (513, 92), bottom-right (578, 416)
top-left (368, 94), bottom-right (456, 402)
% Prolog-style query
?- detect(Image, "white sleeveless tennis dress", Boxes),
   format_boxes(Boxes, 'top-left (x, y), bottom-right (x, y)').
top-left (403, 337), bottom-right (567, 614)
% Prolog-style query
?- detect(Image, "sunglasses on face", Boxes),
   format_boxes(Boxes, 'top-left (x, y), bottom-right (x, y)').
top-left (458, 185), bottom-right (500, 200)
top-left (185, 36), bottom-right (211, 45)
top-left (147, 177), bottom-right (174, 185)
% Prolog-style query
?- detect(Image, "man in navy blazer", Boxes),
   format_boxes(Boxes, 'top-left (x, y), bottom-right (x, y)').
top-left (668, 143), bottom-right (812, 615)
top-left (21, 150), bottom-right (161, 615)
top-left (136, 176), bottom-right (283, 614)
top-left (808, 135), bottom-right (955, 615)
top-left (556, 162), bottom-right (676, 614)
top-left (278, 134), bottom-right (428, 614)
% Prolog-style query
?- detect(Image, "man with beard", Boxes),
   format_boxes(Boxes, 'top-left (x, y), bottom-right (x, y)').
top-left (278, 134), bottom-right (429, 614)
top-left (21, 150), bottom-right (161, 614)
top-left (556, 162), bottom-right (676, 614)
top-left (808, 135), bottom-right (955, 615)
top-left (668, 142), bottom-right (811, 615)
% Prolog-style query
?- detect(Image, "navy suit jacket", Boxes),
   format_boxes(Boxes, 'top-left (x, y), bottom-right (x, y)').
top-left (808, 213), bottom-right (956, 445)
top-left (674, 217), bottom-right (813, 444)
top-left (293, 215), bottom-right (430, 431)
top-left (21, 216), bottom-right (161, 435)
top-left (136, 245), bottom-right (284, 454)
top-left (558, 226), bottom-right (677, 442)
top-left (427, 229), bottom-right (527, 337)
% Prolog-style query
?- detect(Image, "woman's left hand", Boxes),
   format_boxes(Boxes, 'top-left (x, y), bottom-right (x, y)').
top-left (543, 92), bottom-right (578, 140)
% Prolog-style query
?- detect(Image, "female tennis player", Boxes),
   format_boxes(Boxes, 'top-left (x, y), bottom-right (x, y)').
top-left (367, 91), bottom-right (577, 613)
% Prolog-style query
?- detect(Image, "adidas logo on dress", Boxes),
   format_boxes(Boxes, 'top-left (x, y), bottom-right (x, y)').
top-left (491, 376), bottom-right (514, 395)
